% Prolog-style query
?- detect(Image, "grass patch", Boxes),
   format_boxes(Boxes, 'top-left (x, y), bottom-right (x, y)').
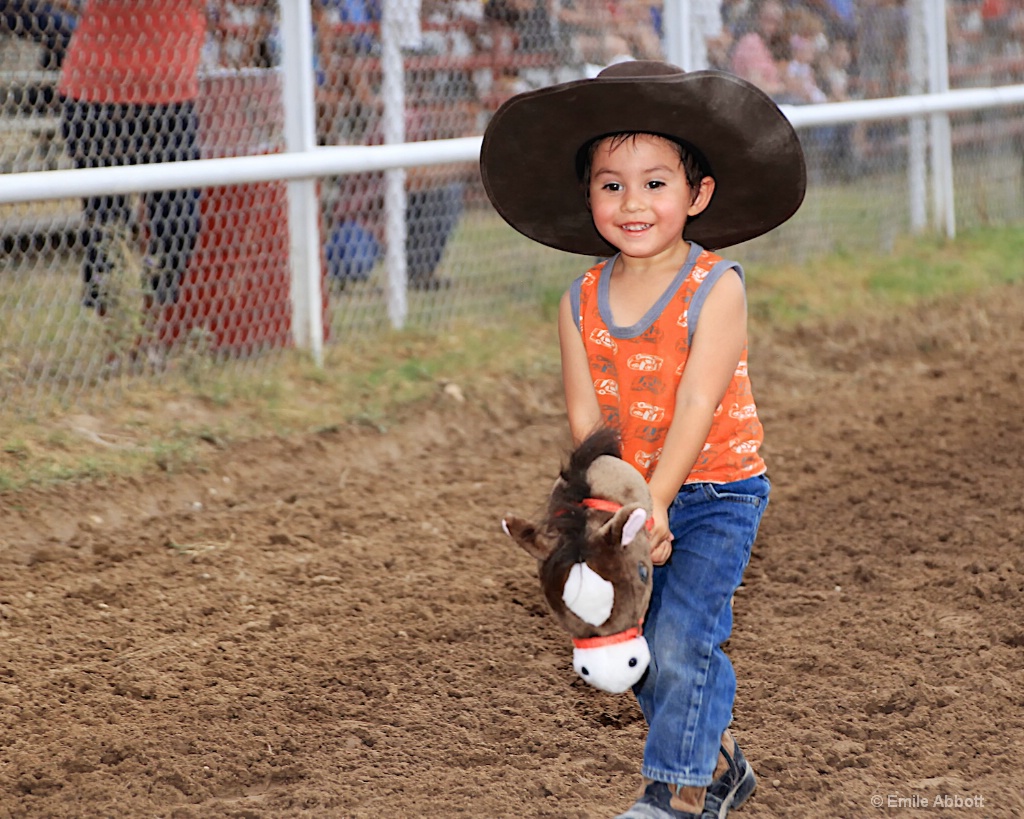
top-left (746, 225), bottom-right (1024, 326)
top-left (1, 223), bottom-right (1022, 491)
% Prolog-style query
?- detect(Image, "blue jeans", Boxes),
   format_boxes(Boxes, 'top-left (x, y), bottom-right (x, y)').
top-left (634, 475), bottom-right (770, 787)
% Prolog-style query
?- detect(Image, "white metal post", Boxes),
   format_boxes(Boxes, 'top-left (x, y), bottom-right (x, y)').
top-left (662, 0), bottom-right (690, 70)
top-left (908, 0), bottom-right (928, 233)
top-left (382, 0), bottom-right (409, 329)
top-left (926, 0), bottom-right (956, 238)
top-left (279, 0), bottom-right (325, 364)
top-left (666, 0), bottom-right (719, 71)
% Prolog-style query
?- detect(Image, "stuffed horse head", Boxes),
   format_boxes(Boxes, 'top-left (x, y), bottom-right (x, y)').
top-left (502, 427), bottom-right (654, 693)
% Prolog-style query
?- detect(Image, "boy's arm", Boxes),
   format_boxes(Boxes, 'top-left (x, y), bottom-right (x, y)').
top-left (646, 269), bottom-right (749, 561)
top-left (558, 290), bottom-right (602, 446)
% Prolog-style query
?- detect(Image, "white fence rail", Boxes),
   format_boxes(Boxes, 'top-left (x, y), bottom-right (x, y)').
top-left (2, 88), bottom-right (1022, 204)
top-left (0, 136), bottom-right (486, 203)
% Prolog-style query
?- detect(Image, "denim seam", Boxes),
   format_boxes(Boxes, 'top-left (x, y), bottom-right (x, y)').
top-left (700, 487), bottom-right (764, 507)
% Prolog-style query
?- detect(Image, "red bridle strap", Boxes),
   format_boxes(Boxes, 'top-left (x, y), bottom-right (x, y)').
top-left (581, 497), bottom-right (655, 532)
top-left (573, 625), bottom-right (643, 650)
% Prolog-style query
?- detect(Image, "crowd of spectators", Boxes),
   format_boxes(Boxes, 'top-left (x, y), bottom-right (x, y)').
top-left (715, 0), bottom-right (973, 110)
top-left (4, 1), bottom-right (1024, 110)
top-left (203, 1), bottom-right (1023, 105)
top-left (8, 2), bottom-right (1015, 127)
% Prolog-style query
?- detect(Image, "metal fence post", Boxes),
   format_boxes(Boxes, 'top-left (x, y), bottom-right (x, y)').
top-left (662, 0), bottom-right (689, 70)
top-left (908, 0), bottom-right (928, 233)
top-left (280, 0), bottom-right (324, 364)
top-left (382, 0), bottom-right (409, 330)
top-left (926, 0), bottom-right (956, 238)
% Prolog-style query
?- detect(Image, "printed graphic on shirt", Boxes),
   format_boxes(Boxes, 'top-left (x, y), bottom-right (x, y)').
top-left (639, 325), bottom-right (664, 345)
top-left (631, 374), bottom-right (665, 395)
top-left (590, 328), bottom-right (618, 354)
top-left (629, 402), bottom-right (665, 423)
top-left (591, 354), bottom-right (617, 375)
top-left (627, 353), bottom-right (663, 372)
top-left (729, 403), bottom-right (758, 422)
top-left (635, 425), bottom-right (664, 443)
top-left (636, 449), bottom-right (661, 473)
top-left (731, 439), bottom-right (761, 455)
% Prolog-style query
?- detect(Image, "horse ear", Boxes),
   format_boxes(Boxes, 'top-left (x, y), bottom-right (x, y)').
top-left (502, 515), bottom-right (557, 561)
top-left (596, 504), bottom-right (648, 547)
top-left (620, 507), bottom-right (648, 546)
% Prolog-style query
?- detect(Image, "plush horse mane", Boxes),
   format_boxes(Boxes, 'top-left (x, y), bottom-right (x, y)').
top-left (545, 426), bottom-right (623, 581)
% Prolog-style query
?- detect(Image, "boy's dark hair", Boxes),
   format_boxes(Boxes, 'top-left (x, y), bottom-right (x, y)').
top-left (576, 132), bottom-right (710, 202)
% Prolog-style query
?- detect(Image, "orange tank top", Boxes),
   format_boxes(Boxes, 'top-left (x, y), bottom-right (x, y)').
top-left (573, 244), bottom-right (766, 483)
top-left (58, 0), bottom-right (205, 105)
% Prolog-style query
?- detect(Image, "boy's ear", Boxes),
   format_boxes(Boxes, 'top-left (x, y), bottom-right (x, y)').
top-left (688, 176), bottom-right (716, 217)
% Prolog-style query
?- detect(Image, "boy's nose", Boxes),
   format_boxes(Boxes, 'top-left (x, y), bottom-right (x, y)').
top-left (622, 191), bottom-right (645, 211)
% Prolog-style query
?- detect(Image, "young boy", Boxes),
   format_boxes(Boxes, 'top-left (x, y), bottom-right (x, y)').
top-left (480, 61), bottom-right (806, 818)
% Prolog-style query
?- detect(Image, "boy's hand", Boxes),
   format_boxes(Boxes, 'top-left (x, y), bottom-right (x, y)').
top-left (650, 535), bottom-right (673, 565)
top-left (649, 504), bottom-right (673, 565)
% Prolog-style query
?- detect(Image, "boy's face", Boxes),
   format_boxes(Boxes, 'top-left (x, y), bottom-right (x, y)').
top-left (588, 134), bottom-right (713, 260)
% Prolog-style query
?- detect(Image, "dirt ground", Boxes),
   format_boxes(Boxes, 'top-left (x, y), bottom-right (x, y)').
top-left (2, 283), bottom-right (1023, 819)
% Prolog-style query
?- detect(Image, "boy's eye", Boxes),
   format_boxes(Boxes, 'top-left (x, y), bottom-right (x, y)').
top-left (646, 180), bottom-right (666, 189)
top-left (602, 182), bottom-right (622, 192)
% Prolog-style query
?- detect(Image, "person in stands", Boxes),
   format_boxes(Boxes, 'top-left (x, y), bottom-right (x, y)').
top-left (56, 0), bottom-right (204, 315)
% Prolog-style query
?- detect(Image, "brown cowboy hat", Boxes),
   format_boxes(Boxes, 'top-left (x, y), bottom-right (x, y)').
top-left (480, 61), bottom-right (807, 255)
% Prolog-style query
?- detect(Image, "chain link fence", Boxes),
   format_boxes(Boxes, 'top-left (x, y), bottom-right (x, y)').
top-left (1, 0), bottom-right (1023, 414)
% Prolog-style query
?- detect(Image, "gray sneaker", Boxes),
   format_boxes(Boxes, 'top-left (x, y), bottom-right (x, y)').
top-left (701, 743), bottom-right (757, 819)
top-left (614, 781), bottom-right (702, 819)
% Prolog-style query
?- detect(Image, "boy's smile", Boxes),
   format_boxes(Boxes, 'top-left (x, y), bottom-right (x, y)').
top-left (588, 133), bottom-right (713, 264)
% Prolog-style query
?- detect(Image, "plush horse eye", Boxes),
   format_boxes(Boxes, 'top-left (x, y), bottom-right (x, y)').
top-left (638, 562), bottom-right (649, 583)
top-left (629, 658), bottom-right (638, 668)
top-left (580, 666), bottom-right (590, 676)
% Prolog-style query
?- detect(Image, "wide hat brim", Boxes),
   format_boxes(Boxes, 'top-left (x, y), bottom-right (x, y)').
top-left (480, 62), bottom-right (807, 255)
